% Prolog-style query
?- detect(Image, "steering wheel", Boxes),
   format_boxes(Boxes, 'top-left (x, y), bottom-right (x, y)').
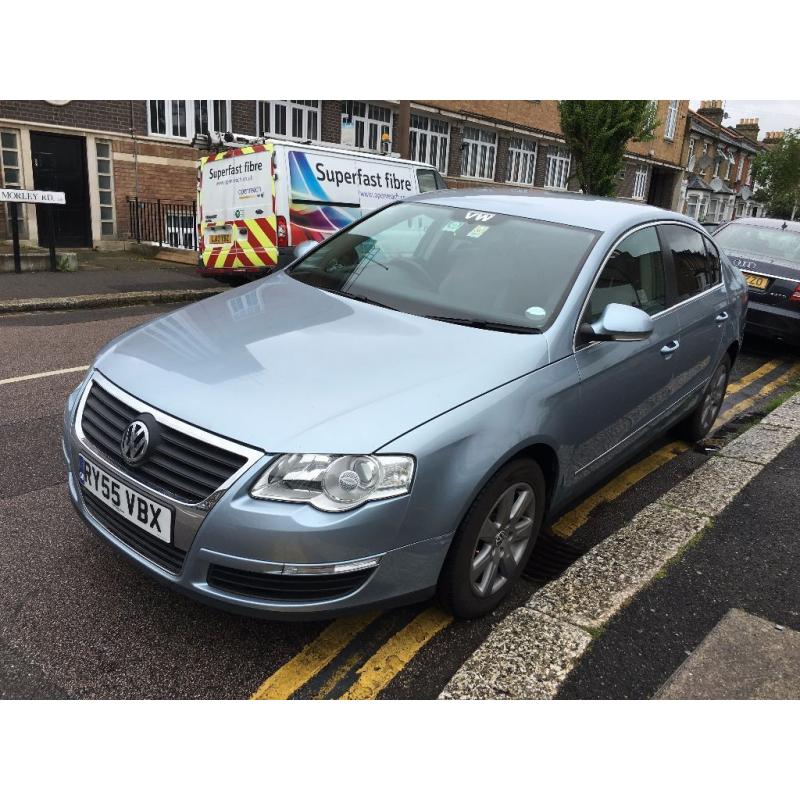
top-left (386, 256), bottom-right (437, 290)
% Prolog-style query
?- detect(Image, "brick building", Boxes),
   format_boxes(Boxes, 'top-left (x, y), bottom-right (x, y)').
top-left (679, 101), bottom-right (766, 223)
top-left (0, 100), bottom-right (690, 250)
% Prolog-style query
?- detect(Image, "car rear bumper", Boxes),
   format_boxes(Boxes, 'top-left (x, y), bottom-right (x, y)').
top-left (745, 300), bottom-right (800, 346)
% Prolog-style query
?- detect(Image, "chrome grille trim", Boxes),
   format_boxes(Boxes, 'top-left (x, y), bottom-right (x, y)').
top-left (75, 371), bottom-right (264, 508)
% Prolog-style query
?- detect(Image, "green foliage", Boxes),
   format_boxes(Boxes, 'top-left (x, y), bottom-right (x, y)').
top-left (752, 129), bottom-right (800, 220)
top-left (558, 101), bottom-right (659, 197)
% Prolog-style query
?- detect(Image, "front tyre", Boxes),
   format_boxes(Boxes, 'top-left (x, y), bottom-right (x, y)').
top-left (438, 459), bottom-right (545, 619)
top-left (678, 354), bottom-right (731, 441)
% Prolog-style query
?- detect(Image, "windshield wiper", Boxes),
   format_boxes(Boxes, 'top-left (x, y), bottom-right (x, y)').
top-left (426, 315), bottom-right (541, 334)
top-left (323, 288), bottom-right (398, 311)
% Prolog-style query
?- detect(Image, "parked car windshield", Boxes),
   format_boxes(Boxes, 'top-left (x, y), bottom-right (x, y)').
top-left (715, 223), bottom-right (800, 264)
top-left (288, 202), bottom-right (599, 331)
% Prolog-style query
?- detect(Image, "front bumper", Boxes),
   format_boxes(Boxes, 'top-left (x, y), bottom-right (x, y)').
top-left (62, 390), bottom-right (448, 620)
top-left (745, 300), bottom-right (800, 346)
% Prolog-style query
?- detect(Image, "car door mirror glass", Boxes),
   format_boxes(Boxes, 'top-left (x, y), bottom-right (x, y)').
top-left (580, 302), bottom-right (654, 343)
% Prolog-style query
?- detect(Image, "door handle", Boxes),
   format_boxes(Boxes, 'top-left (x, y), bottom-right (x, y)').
top-left (660, 340), bottom-right (680, 356)
top-left (715, 311), bottom-right (729, 322)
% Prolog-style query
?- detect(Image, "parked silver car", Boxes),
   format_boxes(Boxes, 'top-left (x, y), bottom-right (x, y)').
top-left (63, 190), bottom-right (746, 619)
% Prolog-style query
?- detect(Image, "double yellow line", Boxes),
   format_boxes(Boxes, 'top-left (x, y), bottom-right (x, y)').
top-left (251, 357), bottom-right (796, 700)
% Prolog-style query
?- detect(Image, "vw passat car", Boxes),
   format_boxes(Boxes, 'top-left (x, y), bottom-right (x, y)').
top-left (714, 217), bottom-right (800, 347)
top-left (63, 190), bottom-right (746, 620)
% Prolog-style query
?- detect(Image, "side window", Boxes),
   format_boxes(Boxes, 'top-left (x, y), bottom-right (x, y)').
top-left (703, 237), bottom-right (722, 285)
top-left (416, 168), bottom-right (439, 193)
top-left (585, 227), bottom-right (667, 323)
top-left (661, 224), bottom-right (719, 301)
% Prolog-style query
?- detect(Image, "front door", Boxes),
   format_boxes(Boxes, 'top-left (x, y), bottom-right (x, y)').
top-left (572, 225), bottom-right (680, 480)
top-left (30, 132), bottom-right (91, 248)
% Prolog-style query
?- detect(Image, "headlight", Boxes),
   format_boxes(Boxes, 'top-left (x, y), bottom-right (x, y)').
top-left (250, 453), bottom-right (415, 512)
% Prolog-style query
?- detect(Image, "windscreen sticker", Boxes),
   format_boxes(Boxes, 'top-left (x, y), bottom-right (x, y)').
top-left (442, 221), bottom-right (465, 233)
top-left (467, 224), bottom-right (490, 238)
top-left (465, 211), bottom-right (496, 222)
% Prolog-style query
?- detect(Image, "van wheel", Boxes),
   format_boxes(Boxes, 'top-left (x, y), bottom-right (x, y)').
top-left (677, 354), bottom-right (731, 441)
top-left (438, 459), bottom-right (545, 619)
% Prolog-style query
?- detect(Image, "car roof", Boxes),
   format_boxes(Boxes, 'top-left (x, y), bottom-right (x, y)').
top-left (722, 217), bottom-right (800, 233)
top-left (410, 187), bottom-right (693, 233)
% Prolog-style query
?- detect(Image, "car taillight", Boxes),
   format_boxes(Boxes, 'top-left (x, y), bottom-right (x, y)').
top-left (790, 284), bottom-right (800, 303)
top-left (276, 215), bottom-right (288, 248)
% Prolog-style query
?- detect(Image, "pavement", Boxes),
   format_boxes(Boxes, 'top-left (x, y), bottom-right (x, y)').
top-left (1, 301), bottom-right (799, 699)
top-left (0, 249), bottom-right (223, 312)
top-left (558, 432), bottom-right (800, 700)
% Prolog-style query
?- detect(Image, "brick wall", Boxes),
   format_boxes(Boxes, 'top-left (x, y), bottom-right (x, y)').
top-left (321, 101), bottom-right (341, 144)
top-left (232, 100), bottom-right (256, 136)
top-left (0, 100), bottom-right (146, 135)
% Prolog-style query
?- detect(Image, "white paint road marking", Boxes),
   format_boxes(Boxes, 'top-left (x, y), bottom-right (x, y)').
top-left (0, 365), bottom-right (89, 386)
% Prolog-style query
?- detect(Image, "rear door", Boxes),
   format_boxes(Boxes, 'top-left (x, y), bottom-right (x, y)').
top-left (573, 225), bottom-right (680, 478)
top-left (198, 144), bottom-right (277, 270)
top-left (658, 224), bottom-right (727, 400)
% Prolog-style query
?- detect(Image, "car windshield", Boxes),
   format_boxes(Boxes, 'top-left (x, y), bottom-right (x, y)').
top-left (715, 223), bottom-right (800, 265)
top-left (288, 202), bottom-right (599, 331)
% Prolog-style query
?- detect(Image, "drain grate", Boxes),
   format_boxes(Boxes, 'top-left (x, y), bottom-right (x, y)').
top-left (522, 530), bottom-right (587, 582)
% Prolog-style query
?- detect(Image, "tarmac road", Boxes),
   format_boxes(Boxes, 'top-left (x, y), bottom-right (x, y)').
top-left (1, 303), bottom-right (798, 699)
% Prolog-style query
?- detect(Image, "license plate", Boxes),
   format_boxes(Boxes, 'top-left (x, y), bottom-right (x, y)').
top-left (208, 233), bottom-right (231, 245)
top-left (79, 454), bottom-right (172, 544)
top-left (743, 272), bottom-right (769, 290)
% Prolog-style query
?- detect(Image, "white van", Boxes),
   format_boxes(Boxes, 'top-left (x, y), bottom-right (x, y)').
top-left (197, 140), bottom-right (446, 278)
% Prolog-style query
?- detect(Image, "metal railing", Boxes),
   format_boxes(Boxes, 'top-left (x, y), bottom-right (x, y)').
top-left (127, 197), bottom-right (197, 251)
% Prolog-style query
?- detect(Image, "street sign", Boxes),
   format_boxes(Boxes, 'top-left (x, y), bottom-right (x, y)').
top-left (1, 188), bottom-right (67, 272)
top-left (0, 188), bottom-right (66, 205)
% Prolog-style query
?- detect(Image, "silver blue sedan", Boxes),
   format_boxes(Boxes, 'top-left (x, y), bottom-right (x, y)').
top-left (63, 190), bottom-right (746, 619)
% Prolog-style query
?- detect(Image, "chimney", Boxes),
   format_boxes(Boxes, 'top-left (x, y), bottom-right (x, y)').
top-left (697, 100), bottom-right (724, 127)
top-left (763, 130), bottom-right (784, 148)
top-left (736, 117), bottom-right (760, 141)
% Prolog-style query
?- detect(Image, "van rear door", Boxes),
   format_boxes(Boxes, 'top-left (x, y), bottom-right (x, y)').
top-left (198, 144), bottom-right (278, 272)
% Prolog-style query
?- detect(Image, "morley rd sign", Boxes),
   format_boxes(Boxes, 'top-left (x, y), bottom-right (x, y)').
top-left (1, 187), bottom-right (67, 272)
top-left (0, 188), bottom-right (66, 205)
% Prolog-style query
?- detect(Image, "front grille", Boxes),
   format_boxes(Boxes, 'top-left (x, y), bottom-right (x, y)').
top-left (81, 490), bottom-right (186, 574)
top-left (207, 564), bottom-right (375, 602)
top-left (80, 381), bottom-right (248, 504)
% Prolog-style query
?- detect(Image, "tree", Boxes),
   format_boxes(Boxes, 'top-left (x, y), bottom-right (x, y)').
top-left (558, 101), bottom-right (658, 197)
top-left (752, 129), bottom-right (800, 220)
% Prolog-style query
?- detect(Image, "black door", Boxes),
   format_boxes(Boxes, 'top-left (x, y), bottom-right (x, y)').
top-left (30, 132), bottom-right (92, 248)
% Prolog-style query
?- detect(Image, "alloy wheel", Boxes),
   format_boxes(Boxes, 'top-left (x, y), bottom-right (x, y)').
top-left (701, 365), bottom-right (728, 432)
top-left (470, 482), bottom-right (535, 598)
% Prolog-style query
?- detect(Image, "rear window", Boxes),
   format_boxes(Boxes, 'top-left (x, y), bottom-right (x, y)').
top-left (715, 223), bottom-right (800, 264)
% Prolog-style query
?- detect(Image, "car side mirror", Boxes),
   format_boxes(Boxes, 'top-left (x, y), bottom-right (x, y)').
top-left (579, 303), bottom-right (654, 343)
top-left (293, 240), bottom-right (318, 260)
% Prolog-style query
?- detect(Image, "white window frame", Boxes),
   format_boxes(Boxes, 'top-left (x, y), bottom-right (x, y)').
top-left (632, 165), bottom-right (649, 200)
top-left (146, 100), bottom-right (232, 139)
top-left (736, 155), bottom-right (745, 182)
top-left (461, 126), bottom-right (497, 181)
top-left (257, 101), bottom-right (320, 141)
top-left (96, 140), bottom-right (115, 238)
top-left (664, 100), bottom-right (679, 140)
top-left (687, 137), bottom-right (696, 170)
top-left (713, 154), bottom-right (721, 178)
top-left (505, 137), bottom-right (537, 186)
top-left (685, 192), bottom-right (700, 219)
top-left (0, 128), bottom-right (22, 189)
top-left (341, 102), bottom-right (393, 152)
top-left (409, 113), bottom-right (449, 175)
top-left (544, 147), bottom-right (571, 190)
